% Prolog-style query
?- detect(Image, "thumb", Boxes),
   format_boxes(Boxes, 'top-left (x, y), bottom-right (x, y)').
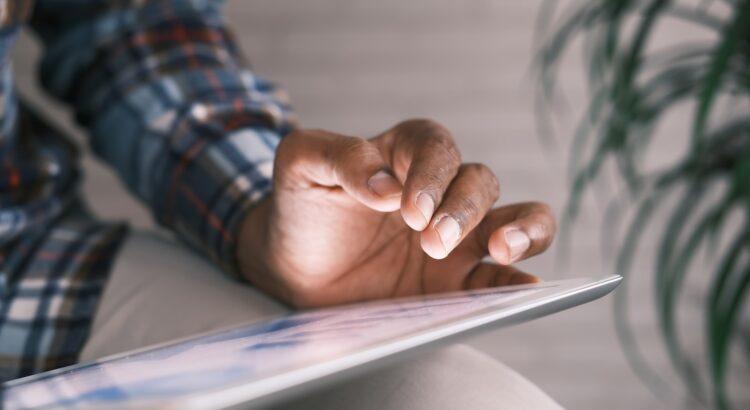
top-left (274, 129), bottom-right (402, 212)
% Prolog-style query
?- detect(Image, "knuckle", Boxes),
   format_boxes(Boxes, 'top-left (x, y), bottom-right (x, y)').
top-left (425, 138), bottom-right (461, 167)
top-left (339, 137), bottom-right (371, 159)
top-left (420, 172), bottom-right (446, 190)
top-left (425, 130), bottom-right (459, 157)
top-left (442, 141), bottom-right (462, 164)
top-left (464, 163), bottom-right (500, 201)
top-left (398, 118), bottom-right (446, 134)
top-left (411, 167), bottom-right (455, 198)
top-left (454, 196), bottom-right (481, 226)
top-left (397, 118), bottom-right (461, 162)
top-left (331, 137), bottom-right (385, 179)
top-left (338, 138), bottom-right (382, 169)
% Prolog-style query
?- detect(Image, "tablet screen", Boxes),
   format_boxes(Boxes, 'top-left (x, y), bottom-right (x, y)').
top-left (3, 284), bottom-right (550, 409)
top-left (5, 275), bottom-right (626, 410)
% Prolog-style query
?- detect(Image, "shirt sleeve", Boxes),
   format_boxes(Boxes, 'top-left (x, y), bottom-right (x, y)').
top-left (29, 0), bottom-right (296, 276)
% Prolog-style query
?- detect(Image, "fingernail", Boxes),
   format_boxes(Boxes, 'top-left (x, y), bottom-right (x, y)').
top-left (368, 170), bottom-right (402, 198)
top-left (435, 216), bottom-right (461, 252)
top-left (415, 193), bottom-right (435, 223)
top-left (505, 229), bottom-right (530, 262)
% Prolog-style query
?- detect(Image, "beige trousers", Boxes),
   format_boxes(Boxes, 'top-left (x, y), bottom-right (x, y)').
top-left (80, 231), bottom-right (562, 410)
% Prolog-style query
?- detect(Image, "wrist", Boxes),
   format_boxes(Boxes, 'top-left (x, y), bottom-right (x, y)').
top-left (237, 193), bottom-right (296, 304)
top-left (236, 194), bottom-right (274, 286)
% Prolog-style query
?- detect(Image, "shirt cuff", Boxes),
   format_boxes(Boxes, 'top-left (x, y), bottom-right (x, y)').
top-left (163, 124), bottom-right (281, 277)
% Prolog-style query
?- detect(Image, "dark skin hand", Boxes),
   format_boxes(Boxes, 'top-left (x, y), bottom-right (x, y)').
top-left (238, 119), bottom-right (556, 308)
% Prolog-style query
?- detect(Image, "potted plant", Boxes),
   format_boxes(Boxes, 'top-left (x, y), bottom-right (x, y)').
top-left (536, 1), bottom-right (750, 408)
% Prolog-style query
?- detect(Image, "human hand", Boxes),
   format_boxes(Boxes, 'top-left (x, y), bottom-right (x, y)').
top-left (238, 119), bottom-right (556, 307)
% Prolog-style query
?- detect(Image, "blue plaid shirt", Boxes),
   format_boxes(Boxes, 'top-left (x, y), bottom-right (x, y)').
top-left (0, 0), bottom-right (294, 382)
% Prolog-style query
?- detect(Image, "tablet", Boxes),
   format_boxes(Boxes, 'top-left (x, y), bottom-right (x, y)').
top-left (2, 275), bottom-right (621, 409)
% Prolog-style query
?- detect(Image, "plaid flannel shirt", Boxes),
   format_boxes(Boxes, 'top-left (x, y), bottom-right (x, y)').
top-left (0, 0), bottom-right (294, 382)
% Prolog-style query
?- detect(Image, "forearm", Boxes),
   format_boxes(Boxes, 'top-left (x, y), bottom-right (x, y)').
top-left (31, 0), bottom-right (294, 274)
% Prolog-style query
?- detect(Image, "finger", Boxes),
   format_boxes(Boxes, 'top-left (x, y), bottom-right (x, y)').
top-left (378, 119), bottom-right (462, 231)
top-left (468, 202), bottom-right (556, 265)
top-left (419, 163), bottom-right (500, 259)
top-left (275, 129), bottom-right (402, 212)
top-left (462, 263), bottom-right (540, 290)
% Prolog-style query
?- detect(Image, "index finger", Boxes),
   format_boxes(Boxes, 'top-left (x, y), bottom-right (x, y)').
top-left (374, 119), bottom-right (462, 231)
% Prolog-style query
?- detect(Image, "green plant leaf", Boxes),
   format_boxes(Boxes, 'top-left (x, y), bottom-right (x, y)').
top-left (691, 0), bottom-right (750, 152)
top-left (715, 267), bottom-right (750, 408)
top-left (667, 4), bottom-right (725, 30)
top-left (704, 151), bottom-right (750, 409)
top-left (656, 184), bottom-right (727, 403)
top-left (613, 192), bottom-right (675, 400)
top-left (535, 1), bottom-right (750, 407)
top-left (707, 228), bottom-right (749, 410)
top-left (611, 0), bottom-right (671, 188)
top-left (567, 87), bottom-right (608, 181)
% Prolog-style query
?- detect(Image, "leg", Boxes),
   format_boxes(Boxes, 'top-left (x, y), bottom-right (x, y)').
top-left (81, 231), bottom-right (562, 409)
top-left (80, 230), bottom-right (288, 360)
top-left (270, 345), bottom-right (562, 410)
